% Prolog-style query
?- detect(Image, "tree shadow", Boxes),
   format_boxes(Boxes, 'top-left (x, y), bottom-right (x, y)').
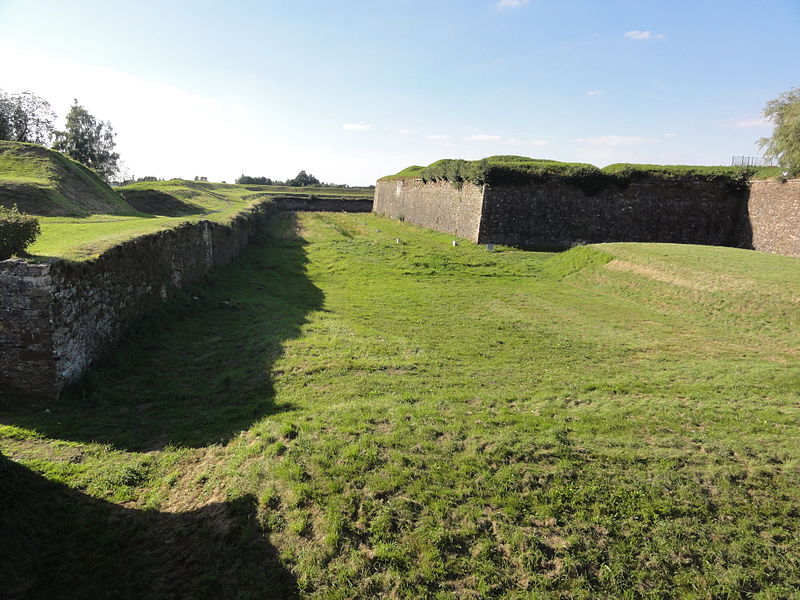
top-left (0, 212), bottom-right (323, 451)
top-left (0, 452), bottom-right (298, 600)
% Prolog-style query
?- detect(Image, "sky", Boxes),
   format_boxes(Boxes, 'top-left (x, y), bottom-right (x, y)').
top-left (0, 0), bottom-right (798, 185)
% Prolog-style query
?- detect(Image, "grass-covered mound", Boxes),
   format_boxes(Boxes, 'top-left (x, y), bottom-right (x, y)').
top-left (2, 212), bottom-right (798, 597)
top-left (381, 155), bottom-right (782, 194)
top-left (14, 176), bottom-right (372, 261)
top-left (0, 141), bottom-right (139, 217)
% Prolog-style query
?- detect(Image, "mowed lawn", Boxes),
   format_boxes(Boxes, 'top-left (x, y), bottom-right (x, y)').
top-left (2, 212), bottom-right (799, 599)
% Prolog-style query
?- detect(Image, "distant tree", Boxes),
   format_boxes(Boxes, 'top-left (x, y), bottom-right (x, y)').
top-left (286, 170), bottom-right (320, 187)
top-left (0, 89), bottom-right (56, 145)
top-left (52, 100), bottom-right (120, 181)
top-left (193, 176), bottom-right (208, 182)
top-left (759, 86), bottom-right (800, 175)
top-left (235, 174), bottom-right (273, 185)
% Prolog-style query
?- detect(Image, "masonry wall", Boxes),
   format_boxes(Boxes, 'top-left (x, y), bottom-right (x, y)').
top-left (0, 197), bottom-right (373, 402)
top-left (479, 178), bottom-right (747, 248)
top-left (746, 179), bottom-right (800, 257)
top-left (374, 179), bottom-right (484, 242)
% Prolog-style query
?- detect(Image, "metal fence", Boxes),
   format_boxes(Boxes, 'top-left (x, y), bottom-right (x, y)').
top-left (731, 156), bottom-right (779, 168)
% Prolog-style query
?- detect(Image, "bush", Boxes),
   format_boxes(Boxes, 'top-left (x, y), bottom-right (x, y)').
top-left (0, 205), bottom-right (41, 259)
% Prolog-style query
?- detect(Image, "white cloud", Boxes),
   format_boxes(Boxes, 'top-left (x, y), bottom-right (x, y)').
top-left (576, 135), bottom-right (650, 146)
top-left (496, 0), bottom-right (530, 10)
top-left (731, 118), bottom-right (770, 128)
top-left (467, 134), bottom-right (502, 142)
top-left (624, 30), bottom-right (667, 41)
top-left (398, 128), bottom-right (414, 135)
top-left (342, 121), bottom-right (371, 131)
top-left (585, 90), bottom-right (603, 96)
top-left (664, 132), bottom-right (677, 138)
top-left (427, 134), bottom-right (450, 140)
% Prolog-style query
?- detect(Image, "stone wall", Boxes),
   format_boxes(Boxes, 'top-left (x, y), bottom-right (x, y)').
top-left (479, 178), bottom-right (746, 248)
top-left (746, 179), bottom-right (800, 257)
top-left (374, 179), bottom-right (484, 242)
top-left (0, 196), bottom-right (373, 402)
top-left (375, 176), bottom-right (799, 257)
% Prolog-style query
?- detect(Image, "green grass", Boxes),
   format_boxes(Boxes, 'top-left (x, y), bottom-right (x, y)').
top-left (2, 212), bottom-right (800, 598)
top-left (0, 141), bottom-right (139, 217)
top-left (22, 179), bottom-right (371, 261)
top-left (380, 155), bottom-right (782, 189)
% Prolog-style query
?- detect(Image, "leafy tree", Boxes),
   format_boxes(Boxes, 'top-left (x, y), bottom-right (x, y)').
top-left (287, 170), bottom-right (320, 187)
top-left (759, 86), bottom-right (800, 175)
top-left (0, 89), bottom-right (56, 145)
top-left (0, 204), bottom-right (41, 260)
top-left (52, 100), bottom-right (120, 181)
top-left (236, 174), bottom-right (273, 185)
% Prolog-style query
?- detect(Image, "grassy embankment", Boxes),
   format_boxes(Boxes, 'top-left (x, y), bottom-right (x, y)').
top-left (381, 155), bottom-right (783, 188)
top-left (2, 211), bottom-right (799, 598)
top-left (0, 141), bottom-right (372, 261)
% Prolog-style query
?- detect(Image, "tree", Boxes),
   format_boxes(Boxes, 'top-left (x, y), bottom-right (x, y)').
top-left (52, 100), bottom-right (120, 181)
top-left (0, 89), bottom-right (56, 145)
top-left (759, 86), bottom-right (800, 175)
top-left (287, 170), bottom-right (320, 187)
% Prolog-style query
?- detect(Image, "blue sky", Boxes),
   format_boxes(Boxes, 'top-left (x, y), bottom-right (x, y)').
top-left (1, 0), bottom-right (798, 184)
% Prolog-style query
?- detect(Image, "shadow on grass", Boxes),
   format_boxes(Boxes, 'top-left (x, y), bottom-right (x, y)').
top-left (0, 452), bottom-right (298, 600)
top-left (0, 213), bottom-right (322, 451)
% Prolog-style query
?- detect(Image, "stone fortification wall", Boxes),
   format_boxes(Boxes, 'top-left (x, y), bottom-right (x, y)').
top-left (747, 179), bottom-right (800, 257)
top-left (374, 179), bottom-right (484, 242)
top-left (0, 196), bottom-right (373, 402)
top-left (375, 176), bottom-right (800, 257)
top-left (479, 178), bottom-right (746, 247)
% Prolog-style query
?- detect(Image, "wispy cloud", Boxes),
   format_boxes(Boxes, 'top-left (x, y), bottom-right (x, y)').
top-left (731, 117), bottom-right (770, 128)
top-left (585, 90), bottom-right (603, 97)
top-left (467, 134), bottom-right (502, 142)
top-left (342, 122), bottom-right (371, 131)
top-left (664, 132), bottom-right (677, 138)
top-left (576, 135), bottom-right (650, 146)
top-left (496, 0), bottom-right (530, 10)
top-left (398, 128), bottom-right (414, 135)
top-left (624, 30), bottom-right (667, 41)
top-left (427, 134), bottom-right (450, 140)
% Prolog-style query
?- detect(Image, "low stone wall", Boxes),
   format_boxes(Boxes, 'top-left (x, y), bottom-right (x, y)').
top-left (479, 178), bottom-right (746, 248)
top-left (0, 196), bottom-right (373, 402)
top-left (374, 179), bottom-right (484, 242)
top-left (747, 179), bottom-right (800, 257)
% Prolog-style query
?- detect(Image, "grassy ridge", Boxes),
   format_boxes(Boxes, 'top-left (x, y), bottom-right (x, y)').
top-left (0, 141), bottom-right (140, 217)
top-left (380, 155), bottom-right (782, 190)
top-left (2, 213), bottom-right (798, 598)
top-left (25, 178), bottom-right (371, 261)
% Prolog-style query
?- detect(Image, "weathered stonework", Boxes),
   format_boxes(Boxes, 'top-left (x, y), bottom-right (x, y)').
top-left (746, 179), bottom-right (800, 257)
top-left (374, 176), bottom-right (799, 257)
top-left (374, 179), bottom-right (485, 241)
top-left (0, 196), bottom-right (373, 402)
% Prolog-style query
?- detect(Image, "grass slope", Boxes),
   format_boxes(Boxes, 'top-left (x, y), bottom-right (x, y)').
top-left (380, 155), bottom-right (783, 187)
top-left (22, 177), bottom-right (371, 261)
top-left (0, 141), bottom-right (138, 217)
top-left (2, 213), bottom-right (799, 599)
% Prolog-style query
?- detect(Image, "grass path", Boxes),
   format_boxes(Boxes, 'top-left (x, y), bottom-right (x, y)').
top-left (2, 212), bottom-right (799, 599)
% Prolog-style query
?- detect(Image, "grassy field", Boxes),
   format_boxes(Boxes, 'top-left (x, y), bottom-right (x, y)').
top-left (26, 179), bottom-right (372, 261)
top-left (2, 212), bottom-right (799, 599)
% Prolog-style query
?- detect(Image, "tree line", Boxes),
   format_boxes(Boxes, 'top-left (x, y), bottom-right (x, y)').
top-left (0, 89), bottom-right (120, 181)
